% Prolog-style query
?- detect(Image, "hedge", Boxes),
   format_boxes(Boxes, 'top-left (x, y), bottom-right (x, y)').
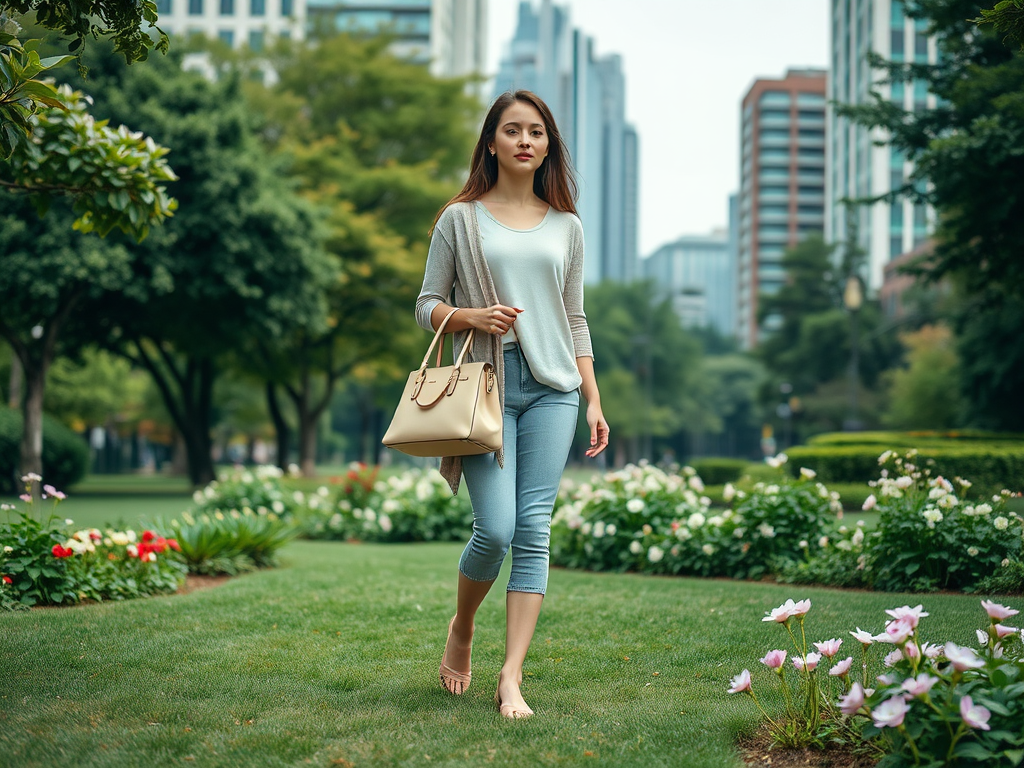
top-left (0, 408), bottom-right (89, 494)
top-left (807, 430), bottom-right (1024, 447)
top-left (688, 457), bottom-right (749, 485)
top-left (786, 443), bottom-right (1024, 495)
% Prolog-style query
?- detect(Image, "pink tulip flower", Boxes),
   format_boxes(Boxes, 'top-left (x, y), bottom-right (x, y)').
top-left (883, 618), bottom-right (914, 645)
top-left (901, 673), bottom-right (939, 698)
top-left (960, 695), bottom-right (992, 731)
top-left (838, 682), bottom-right (867, 715)
top-left (763, 603), bottom-right (792, 623)
top-left (944, 643), bottom-right (985, 671)
top-left (904, 643), bottom-right (920, 660)
top-left (814, 638), bottom-right (843, 658)
top-left (872, 696), bottom-right (909, 729)
top-left (790, 599), bottom-right (812, 617)
top-left (728, 669), bottom-right (752, 694)
top-left (995, 624), bottom-right (1019, 639)
top-left (793, 652), bottom-right (821, 672)
top-left (885, 604), bottom-right (929, 629)
top-left (760, 650), bottom-right (787, 670)
top-left (829, 657), bottom-right (854, 677)
top-left (850, 628), bottom-right (874, 646)
top-left (980, 600), bottom-right (1019, 622)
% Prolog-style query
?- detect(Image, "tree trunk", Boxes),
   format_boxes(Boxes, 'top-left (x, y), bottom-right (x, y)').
top-left (298, 415), bottom-right (317, 478)
top-left (19, 362), bottom-right (46, 488)
top-left (266, 381), bottom-right (290, 471)
top-left (285, 368), bottom-right (337, 479)
top-left (8, 355), bottom-right (22, 409)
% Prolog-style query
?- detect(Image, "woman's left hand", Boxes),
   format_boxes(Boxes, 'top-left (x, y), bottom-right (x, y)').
top-left (585, 401), bottom-right (609, 458)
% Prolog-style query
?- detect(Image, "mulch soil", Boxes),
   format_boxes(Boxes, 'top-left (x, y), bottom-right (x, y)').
top-left (176, 573), bottom-right (233, 595)
top-left (739, 729), bottom-right (879, 768)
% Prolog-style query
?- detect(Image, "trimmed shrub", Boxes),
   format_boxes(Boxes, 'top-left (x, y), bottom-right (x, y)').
top-left (786, 443), bottom-right (1024, 495)
top-left (807, 430), bottom-right (1024, 447)
top-left (689, 457), bottom-right (749, 485)
top-left (0, 408), bottom-right (89, 494)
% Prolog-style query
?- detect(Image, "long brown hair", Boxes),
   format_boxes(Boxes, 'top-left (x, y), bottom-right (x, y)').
top-left (432, 90), bottom-right (578, 231)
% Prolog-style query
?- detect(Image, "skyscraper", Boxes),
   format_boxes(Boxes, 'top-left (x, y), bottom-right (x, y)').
top-left (827, 0), bottom-right (938, 288)
top-left (493, 0), bottom-right (639, 284)
top-left (736, 69), bottom-right (827, 349)
top-left (154, 0), bottom-right (306, 50)
top-left (641, 230), bottom-right (734, 336)
top-left (305, 0), bottom-right (487, 80)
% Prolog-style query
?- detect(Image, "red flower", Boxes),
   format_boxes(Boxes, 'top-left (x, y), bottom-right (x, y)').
top-left (2, 575), bottom-right (12, 585)
top-left (152, 536), bottom-right (168, 554)
top-left (51, 544), bottom-right (73, 558)
top-left (142, 530), bottom-right (155, 543)
top-left (89, 531), bottom-right (102, 541)
top-left (167, 538), bottom-right (181, 552)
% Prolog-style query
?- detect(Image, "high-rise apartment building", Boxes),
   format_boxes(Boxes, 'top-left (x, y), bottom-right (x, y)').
top-left (827, 0), bottom-right (938, 288)
top-left (736, 69), bottom-right (827, 349)
top-left (493, 0), bottom-right (639, 284)
top-left (305, 0), bottom-right (487, 80)
top-left (155, 0), bottom-right (306, 49)
top-left (642, 230), bottom-right (734, 336)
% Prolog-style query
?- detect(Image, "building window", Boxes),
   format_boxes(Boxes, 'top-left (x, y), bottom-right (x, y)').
top-left (797, 93), bottom-right (825, 107)
top-left (891, 0), bottom-right (905, 26)
top-left (914, 203), bottom-right (928, 233)
top-left (220, 0), bottom-right (233, 14)
top-left (250, 0), bottom-right (265, 16)
top-left (188, 0), bottom-right (202, 15)
top-left (891, 236), bottom-right (904, 258)
top-left (156, 0), bottom-right (172, 13)
top-left (914, 79), bottom-right (929, 111)
top-left (218, 29), bottom-right (234, 45)
top-left (891, 29), bottom-right (905, 59)
top-left (759, 91), bottom-right (791, 107)
top-left (281, 0), bottom-right (292, 14)
top-left (891, 80), bottom-right (905, 106)
top-left (915, 32), bottom-right (929, 61)
top-left (890, 202), bottom-right (904, 234)
top-left (249, 29), bottom-right (264, 50)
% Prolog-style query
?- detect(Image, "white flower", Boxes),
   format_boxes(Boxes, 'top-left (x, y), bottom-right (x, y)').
top-left (757, 523), bottom-right (776, 538)
top-left (765, 453), bottom-right (788, 468)
top-left (851, 528), bottom-right (864, 547)
top-left (818, 536), bottom-right (829, 548)
top-left (723, 483), bottom-right (736, 502)
top-left (317, 486), bottom-right (330, 497)
top-left (702, 543), bottom-right (716, 556)
top-left (975, 503), bottom-right (993, 515)
top-left (675, 526), bottom-right (692, 541)
top-left (647, 546), bottom-right (664, 563)
top-left (192, 490), bottom-right (204, 504)
top-left (968, 547), bottom-right (979, 557)
top-left (606, 524), bottom-right (617, 536)
top-left (629, 540), bottom-right (643, 555)
top-left (798, 540), bottom-right (808, 548)
top-left (764, 484), bottom-right (780, 496)
top-left (862, 494), bottom-right (877, 511)
top-left (292, 490), bottom-right (305, 504)
top-left (800, 467), bottom-right (817, 480)
top-left (994, 516), bottom-right (1009, 531)
top-left (626, 498), bottom-right (645, 513)
top-left (379, 514), bottom-right (393, 533)
top-left (688, 476), bottom-right (705, 492)
top-left (895, 476), bottom-right (913, 489)
top-left (878, 450), bottom-right (893, 465)
top-left (2, 545), bottom-right (12, 553)
top-left (593, 521), bottom-right (606, 539)
top-left (923, 508), bottom-right (944, 527)
top-left (708, 515), bottom-right (724, 527)
top-left (687, 512), bottom-right (706, 528)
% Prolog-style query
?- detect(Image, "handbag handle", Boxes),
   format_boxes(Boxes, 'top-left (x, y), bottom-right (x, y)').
top-left (412, 308), bottom-right (478, 405)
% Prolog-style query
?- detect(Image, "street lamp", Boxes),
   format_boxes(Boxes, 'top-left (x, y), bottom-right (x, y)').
top-left (842, 275), bottom-right (864, 432)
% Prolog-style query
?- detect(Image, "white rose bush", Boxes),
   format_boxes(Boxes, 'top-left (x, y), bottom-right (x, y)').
top-left (298, 465), bottom-right (473, 544)
top-left (731, 596), bottom-right (1024, 765)
top-left (550, 459), bottom-right (838, 580)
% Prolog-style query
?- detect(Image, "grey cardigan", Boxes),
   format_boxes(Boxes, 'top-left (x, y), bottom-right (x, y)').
top-left (414, 201), bottom-right (592, 494)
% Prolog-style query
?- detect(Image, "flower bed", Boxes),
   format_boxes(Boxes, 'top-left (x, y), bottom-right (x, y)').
top-left (730, 596), bottom-right (1024, 766)
top-left (1, 475), bottom-right (185, 608)
top-left (550, 461), bottom-right (840, 581)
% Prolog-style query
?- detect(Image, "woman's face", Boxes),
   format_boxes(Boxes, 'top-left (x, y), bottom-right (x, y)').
top-left (488, 101), bottom-right (550, 177)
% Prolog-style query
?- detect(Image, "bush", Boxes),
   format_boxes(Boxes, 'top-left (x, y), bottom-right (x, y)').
top-left (298, 466), bottom-right (473, 543)
top-left (550, 461), bottom-right (840, 581)
top-left (689, 457), bottom-right (750, 485)
top-left (0, 408), bottom-right (88, 494)
top-left (808, 430), bottom-right (1024, 447)
top-left (785, 443), bottom-right (1024, 495)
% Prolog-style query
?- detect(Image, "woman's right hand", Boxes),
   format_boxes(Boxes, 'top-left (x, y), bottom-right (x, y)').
top-left (466, 304), bottom-right (522, 336)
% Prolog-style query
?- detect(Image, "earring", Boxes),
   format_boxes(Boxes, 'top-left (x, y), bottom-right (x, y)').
top-left (490, 150), bottom-right (495, 156)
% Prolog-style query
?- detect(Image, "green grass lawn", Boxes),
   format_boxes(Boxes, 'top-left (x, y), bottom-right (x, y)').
top-left (0, 540), bottom-right (1000, 768)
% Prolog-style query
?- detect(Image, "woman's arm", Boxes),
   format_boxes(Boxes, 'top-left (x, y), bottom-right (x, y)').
top-left (576, 355), bottom-right (609, 458)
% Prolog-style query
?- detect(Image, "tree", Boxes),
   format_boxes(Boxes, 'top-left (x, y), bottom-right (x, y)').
top-left (63, 47), bottom-right (335, 485)
top-left (240, 34), bottom-right (480, 474)
top-left (0, 86), bottom-right (174, 485)
top-left (976, 0), bottom-right (1024, 49)
top-left (837, 0), bottom-right (1024, 428)
top-left (883, 325), bottom-right (963, 429)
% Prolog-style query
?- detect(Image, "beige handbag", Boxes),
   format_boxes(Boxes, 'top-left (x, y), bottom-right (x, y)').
top-left (382, 308), bottom-right (503, 457)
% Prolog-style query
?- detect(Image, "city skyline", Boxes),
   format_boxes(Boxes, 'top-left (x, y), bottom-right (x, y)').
top-left (487, 0), bottom-right (829, 256)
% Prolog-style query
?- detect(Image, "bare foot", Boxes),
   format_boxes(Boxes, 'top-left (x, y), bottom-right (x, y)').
top-left (440, 615), bottom-right (473, 694)
top-left (496, 669), bottom-right (533, 718)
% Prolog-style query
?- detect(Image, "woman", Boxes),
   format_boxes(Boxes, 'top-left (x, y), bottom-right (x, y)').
top-left (415, 90), bottom-right (609, 719)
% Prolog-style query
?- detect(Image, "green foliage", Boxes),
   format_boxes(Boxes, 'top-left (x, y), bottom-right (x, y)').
top-left (976, 0), bottom-right (1024, 50)
top-left (43, 348), bottom-right (150, 428)
top-left (0, 407), bottom-right (87, 494)
top-left (3, 0), bottom-right (167, 65)
top-left (689, 457), bottom-right (749, 485)
top-left (786, 443), bottom-right (1024, 495)
top-left (0, 509), bottom-right (74, 605)
top-left (298, 466), bottom-right (473, 543)
top-left (0, 85), bottom-right (177, 238)
top-left (62, 527), bottom-right (186, 601)
top-left (808, 430), bottom-right (1024, 447)
top-left (0, 16), bottom-right (73, 159)
top-left (550, 462), bottom-right (839, 581)
top-left (883, 325), bottom-right (963, 429)
top-left (837, 0), bottom-right (1024, 428)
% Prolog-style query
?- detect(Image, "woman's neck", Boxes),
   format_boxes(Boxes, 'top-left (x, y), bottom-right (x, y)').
top-left (484, 173), bottom-right (539, 207)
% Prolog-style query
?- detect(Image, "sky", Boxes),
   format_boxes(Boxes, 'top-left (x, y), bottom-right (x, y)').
top-left (485, 0), bottom-right (830, 256)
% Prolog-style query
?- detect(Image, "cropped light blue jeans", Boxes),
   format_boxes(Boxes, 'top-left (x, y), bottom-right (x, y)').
top-left (459, 343), bottom-right (579, 595)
